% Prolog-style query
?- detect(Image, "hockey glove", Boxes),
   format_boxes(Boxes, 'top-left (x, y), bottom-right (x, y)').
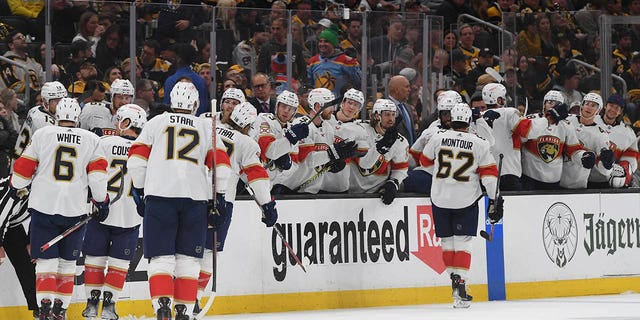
top-left (546, 103), bottom-right (569, 124)
top-left (273, 153), bottom-right (292, 170)
top-left (581, 151), bottom-right (596, 169)
top-left (284, 123), bottom-right (309, 145)
top-left (376, 126), bottom-right (398, 154)
top-left (207, 193), bottom-right (230, 230)
top-left (132, 188), bottom-right (145, 217)
top-left (379, 179), bottom-right (399, 205)
top-left (90, 127), bottom-right (104, 137)
top-left (327, 140), bottom-right (358, 161)
top-left (91, 195), bottom-right (110, 222)
top-left (7, 185), bottom-right (28, 201)
top-left (609, 162), bottom-right (631, 188)
top-left (261, 200), bottom-right (278, 227)
top-left (471, 107), bottom-right (481, 123)
top-left (599, 148), bottom-right (614, 170)
top-left (328, 160), bottom-right (346, 173)
top-left (482, 110), bottom-right (501, 128)
top-left (487, 196), bottom-right (504, 224)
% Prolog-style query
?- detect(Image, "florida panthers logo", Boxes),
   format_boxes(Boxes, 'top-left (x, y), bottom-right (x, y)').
top-left (537, 135), bottom-right (561, 163)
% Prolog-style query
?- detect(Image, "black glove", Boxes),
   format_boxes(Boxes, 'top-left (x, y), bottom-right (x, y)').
top-left (546, 103), bottom-right (569, 124)
top-left (487, 196), bottom-right (504, 224)
top-left (379, 179), bottom-right (399, 205)
top-left (207, 193), bottom-right (230, 230)
top-left (599, 148), bottom-right (614, 170)
top-left (482, 110), bottom-right (501, 128)
top-left (328, 160), bottom-right (346, 173)
top-left (327, 140), bottom-right (358, 161)
top-left (376, 126), bottom-right (398, 154)
top-left (8, 185), bottom-right (25, 201)
top-left (132, 187), bottom-right (145, 217)
top-left (90, 127), bottom-right (104, 136)
top-left (581, 151), bottom-right (596, 169)
top-left (284, 123), bottom-right (309, 144)
top-left (261, 200), bottom-right (278, 227)
top-left (91, 195), bottom-right (110, 222)
top-left (471, 107), bottom-right (481, 123)
top-left (273, 153), bottom-right (292, 170)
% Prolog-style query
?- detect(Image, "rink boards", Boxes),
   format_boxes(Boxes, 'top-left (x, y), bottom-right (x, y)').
top-left (0, 192), bottom-right (639, 319)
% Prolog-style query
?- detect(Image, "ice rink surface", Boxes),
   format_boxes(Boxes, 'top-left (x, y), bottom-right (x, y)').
top-left (122, 293), bottom-right (640, 320)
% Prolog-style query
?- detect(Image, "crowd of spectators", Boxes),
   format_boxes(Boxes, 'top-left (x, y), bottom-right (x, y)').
top-left (0, 0), bottom-right (639, 194)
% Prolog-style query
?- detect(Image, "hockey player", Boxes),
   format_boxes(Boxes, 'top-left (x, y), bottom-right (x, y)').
top-left (81, 104), bottom-right (148, 320)
top-left (421, 104), bottom-right (501, 309)
top-left (592, 94), bottom-right (640, 188)
top-left (560, 93), bottom-right (614, 189)
top-left (215, 87), bottom-right (246, 123)
top-left (79, 79), bottom-right (135, 136)
top-left (321, 88), bottom-right (370, 193)
top-left (530, 90), bottom-right (565, 118)
top-left (480, 83), bottom-right (532, 191)
top-left (253, 90), bottom-right (309, 192)
top-left (10, 97), bottom-right (109, 320)
top-left (349, 99), bottom-right (409, 205)
top-left (127, 82), bottom-right (230, 319)
top-left (521, 102), bottom-right (593, 190)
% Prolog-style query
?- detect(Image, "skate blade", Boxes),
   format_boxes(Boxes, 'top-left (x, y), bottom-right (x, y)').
top-left (453, 299), bottom-right (471, 308)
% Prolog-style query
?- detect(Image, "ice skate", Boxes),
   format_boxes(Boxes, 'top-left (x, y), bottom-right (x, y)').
top-left (174, 304), bottom-right (189, 320)
top-left (100, 291), bottom-right (118, 319)
top-left (82, 289), bottom-right (101, 318)
top-left (192, 300), bottom-right (201, 317)
top-left (156, 297), bottom-right (172, 320)
top-left (451, 273), bottom-right (472, 309)
top-left (51, 299), bottom-right (67, 320)
top-left (38, 299), bottom-right (52, 320)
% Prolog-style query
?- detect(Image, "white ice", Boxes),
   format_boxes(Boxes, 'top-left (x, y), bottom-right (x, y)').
top-left (122, 293), bottom-right (640, 320)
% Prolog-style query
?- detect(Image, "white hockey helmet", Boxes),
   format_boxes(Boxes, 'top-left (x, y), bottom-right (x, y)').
top-left (372, 99), bottom-right (397, 115)
top-left (170, 82), bottom-right (199, 112)
top-left (231, 101), bottom-right (257, 128)
top-left (543, 90), bottom-right (565, 105)
top-left (55, 98), bottom-right (81, 123)
top-left (116, 104), bottom-right (147, 130)
top-left (307, 88), bottom-right (335, 109)
top-left (41, 81), bottom-right (68, 104)
top-left (110, 79), bottom-right (135, 97)
top-left (582, 92), bottom-right (603, 110)
top-left (437, 90), bottom-right (462, 111)
top-left (450, 103), bottom-right (472, 124)
top-left (482, 83), bottom-right (507, 106)
top-left (276, 90), bottom-right (299, 109)
top-left (343, 88), bottom-right (365, 107)
top-left (221, 87), bottom-right (246, 104)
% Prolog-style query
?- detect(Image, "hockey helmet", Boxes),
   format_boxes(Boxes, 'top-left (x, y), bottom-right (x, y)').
top-left (55, 98), bottom-right (81, 123)
top-left (231, 101), bottom-right (257, 128)
top-left (307, 88), bottom-right (335, 109)
top-left (582, 92), bottom-right (603, 111)
top-left (543, 90), bottom-right (565, 105)
top-left (116, 104), bottom-right (147, 130)
top-left (41, 81), bottom-right (68, 104)
top-left (342, 88), bottom-right (365, 107)
top-left (170, 82), bottom-right (199, 112)
top-left (450, 103), bottom-right (472, 124)
top-left (437, 90), bottom-right (462, 111)
top-left (110, 79), bottom-right (135, 97)
top-left (221, 87), bottom-right (246, 104)
top-left (276, 90), bottom-right (299, 109)
top-left (482, 83), bottom-right (507, 106)
top-left (372, 99), bottom-right (397, 115)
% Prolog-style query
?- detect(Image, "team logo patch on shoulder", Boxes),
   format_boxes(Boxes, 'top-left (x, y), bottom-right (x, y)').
top-left (537, 135), bottom-right (561, 163)
top-left (259, 122), bottom-right (270, 134)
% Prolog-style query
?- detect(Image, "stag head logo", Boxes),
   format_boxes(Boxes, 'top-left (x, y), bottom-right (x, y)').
top-left (542, 202), bottom-right (578, 268)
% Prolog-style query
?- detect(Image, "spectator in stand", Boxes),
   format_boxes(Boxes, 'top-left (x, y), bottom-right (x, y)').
top-left (623, 52), bottom-right (640, 105)
top-left (196, 63), bottom-right (214, 98)
top-left (102, 66), bottom-right (123, 90)
top-left (537, 15), bottom-right (558, 57)
top-left (552, 64), bottom-right (583, 108)
top-left (292, 0), bottom-right (315, 38)
top-left (516, 14), bottom-right (541, 58)
top-left (0, 31), bottom-right (45, 105)
top-left (369, 18), bottom-right (408, 71)
top-left (134, 79), bottom-right (156, 114)
top-left (613, 30), bottom-right (635, 75)
top-left (442, 30), bottom-right (458, 54)
top-left (65, 40), bottom-right (94, 85)
top-left (305, 18), bottom-right (332, 58)
top-left (340, 17), bottom-right (363, 61)
top-left (447, 49), bottom-right (474, 96)
top-left (163, 43), bottom-right (209, 115)
top-left (248, 72), bottom-right (276, 114)
top-left (434, 0), bottom-right (473, 31)
top-left (95, 25), bottom-right (127, 74)
top-left (257, 18), bottom-right (307, 84)
top-left (468, 48), bottom-right (496, 89)
top-left (35, 43), bottom-right (65, 84)
top-left (457, 24), bottom-right (479, 70)
top-left (73, 11), bottom-right (105, 56)
top-left (139, 40), bottom-right (172, 87)
top-left (232, 24), bottom-right (269, 78)
top-left (121, 58), bottom-right (143, 82)
top-left (225, 65), bottom-right (251, 97)
top-left (235, 0), bottom-right (261, 42)
top-left (1, 88), bottom-right (21, 130)
top-left (155, 0), bottom-right (205, 45)
top-left (68, 62), bottom-right (100, 97)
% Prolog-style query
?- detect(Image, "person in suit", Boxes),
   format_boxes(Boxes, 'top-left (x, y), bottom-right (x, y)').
top-left (247, 72), bottom-right (277, 114)
top-left (387, 75), bottom-right (416, 145)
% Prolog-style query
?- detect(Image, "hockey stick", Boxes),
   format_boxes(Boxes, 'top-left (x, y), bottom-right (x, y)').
top-left (485, 67), bottom-right (505, 84)
top-left (40, 167), bottom-right (127, 252)
top-left (480, 153), bottom-right (503, 242)
top-left (195, 99), bottom-right (219, 320)
top-left (244, 183), bottom-right (307, 273)
top-left (294, 164), bottom-right (332, 192)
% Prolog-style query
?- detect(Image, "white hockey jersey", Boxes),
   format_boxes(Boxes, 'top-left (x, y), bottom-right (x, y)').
top-left (127, 112), bottom-right (230, 200)
top-left (560, 116), bottom-right (611, 189)
top-left (79, 102), bottom-right (117, 135)
top-left (486, 107), bottom-right (532, 177)
top-left (96, 135), bottom-right (142, 228)
top-left (13, 106), bottom-right (55, 159)
top-left (522, 117), bottom-right (586, 183)
top-left (11, 126), bottom-right (108, 217)
top-left (349, 123), bottom-right (409, 193)
top-left (591, 116), bottom-right (640, 183)
top-left (422, 129), bottom-right (498, 209)
top-left (252, 113), bottom-right (299, 186)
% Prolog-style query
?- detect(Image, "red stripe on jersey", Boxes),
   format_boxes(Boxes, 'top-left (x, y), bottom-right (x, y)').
top-left (149, 274), bottom-right (174, 298)
top-left (257, 135), bottom-right (276, 162)
top-left (452, 251), bottom-right (471, 270)
top-left (513, 118), bottom-right (532, 138)
top-left (391, 161), bottom-right (409, 170)
top-left (298, 145), bottom-right (315, 162)
top-left (129, 143), bottom-right (151, 160)
top-left (291, 152), bottom-right (299, 164)
top-left (208, 149), bottom-right (231, 170)
top-left (12, 156), bottom-right (38, 180)
top-left (512, 133), bottom-right (522, 150)
top-left (243, 164), bottom-right (270, 183)
top-left (87, 158), bottom-right (107, 173)
top-left (205, 150), bottom-right (213, 169)
top-left (477, 164), bottom-right (498, 177)
top-left (622, 148), bottom-right (640, 161)
top-left (409, 148), bottom-right (421, 163)
top-left (419, 154), bottom-right (434, 168)
top-left (174, 278), bottom-right (198, 303)
top-left (564, 143), bottom-right (583, 159)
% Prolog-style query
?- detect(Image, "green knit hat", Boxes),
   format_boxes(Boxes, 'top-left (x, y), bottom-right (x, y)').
top-left (318, 29), bottom-right (339, 48)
